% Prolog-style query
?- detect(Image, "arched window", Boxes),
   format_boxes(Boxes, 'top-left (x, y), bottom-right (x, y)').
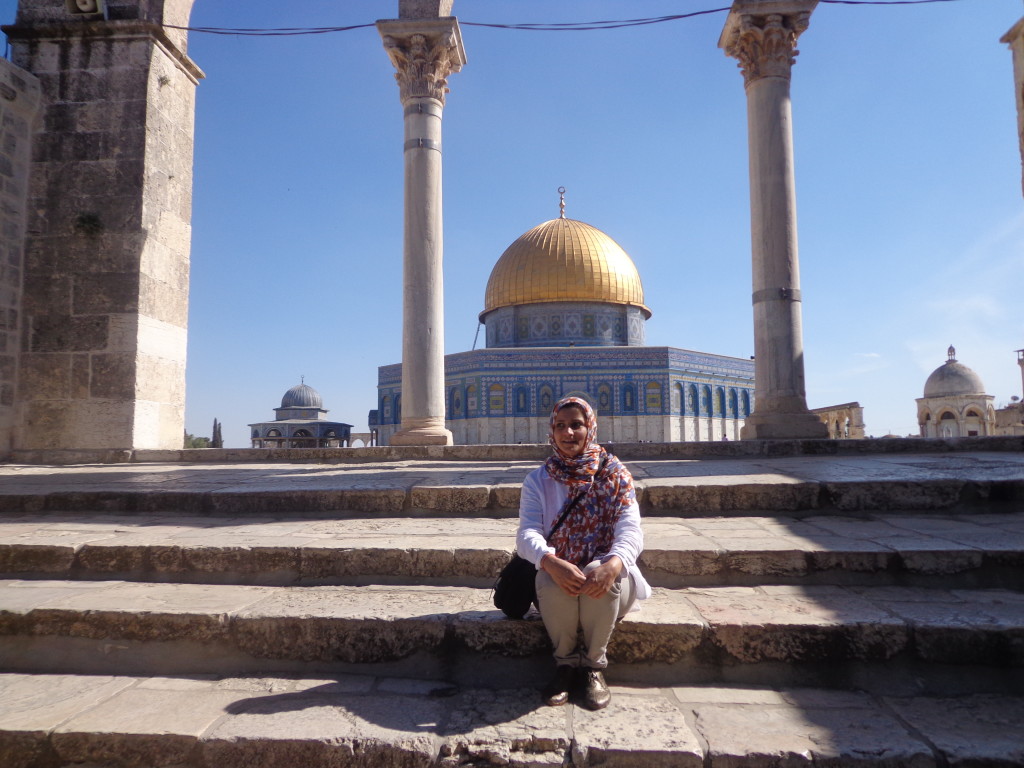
top-left (687, 384), bottom-right (698, 415)
top-left (741, 390), bottom-right (751, 417)
top-left (622, 383), bottom-right (636, 412)
top-left (672, 383), bottom-right (683, 414)
top-left (537, 384), bottom-right (554, 415)
top-left (646, 382), bottom-right (662, 412)
top-left (489, 383), bottom-right (505, 413)
top-left (450, 386), bottom-right (463, 418)
top-left (382, 395), bottom-right (391, 421)
top-left (597, 382), bottom-right (613, 415)
top-left (728, 389), bottom-right (738, 417)
top-left (394, 395), bottom-right (402, 424)
top-left (267, 428), bottom-right (281, 437)
top-left (715, 387), bottom-right (725, 417)
top-left (514, 385), bottom-right (530, 415)
top-left (701, 385), bottom-right (712, 416)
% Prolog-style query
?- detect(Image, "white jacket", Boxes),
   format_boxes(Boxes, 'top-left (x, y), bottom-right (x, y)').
top-left (516, 465), bottom-right (651, 603)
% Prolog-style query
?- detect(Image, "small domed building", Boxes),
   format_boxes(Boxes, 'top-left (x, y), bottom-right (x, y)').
top-left (916, 346), bottom-right (995, 437)
top-left (249, 381), bottom-right (353, 448)
top-left (375, 195), bottom-right (755, 445)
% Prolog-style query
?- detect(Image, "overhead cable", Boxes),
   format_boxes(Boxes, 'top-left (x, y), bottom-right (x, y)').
top-left (165, 0), bottom-right (966, 37)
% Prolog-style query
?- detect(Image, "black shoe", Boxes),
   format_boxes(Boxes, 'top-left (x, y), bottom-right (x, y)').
top-left (541, 665), bottom-right (575, 706)
top-left (580, 668), bottom-right (610, 710)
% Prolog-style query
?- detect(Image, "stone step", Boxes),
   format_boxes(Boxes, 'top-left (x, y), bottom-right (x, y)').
top-left (2, 672), bottom-right (1023, 768)
top-left (2, 579), bottom-right (1022, 693)
top-left (3, 451), bottom-right (1022, 517)
top-left (2, 512), bottom-right (1023, 589)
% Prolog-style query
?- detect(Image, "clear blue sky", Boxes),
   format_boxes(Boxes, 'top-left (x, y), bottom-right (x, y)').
top-left (5, 1), bottom-right (1023, 445)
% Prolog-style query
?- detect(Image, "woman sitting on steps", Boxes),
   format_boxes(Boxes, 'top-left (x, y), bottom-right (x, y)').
top-left (516, 396), bottom-right (651, 710)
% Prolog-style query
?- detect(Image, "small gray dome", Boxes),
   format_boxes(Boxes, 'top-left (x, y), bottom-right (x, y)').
top-left (923, 357), bottom-right (986, 398)
top-left (281, 383), bottom-right (322, 409)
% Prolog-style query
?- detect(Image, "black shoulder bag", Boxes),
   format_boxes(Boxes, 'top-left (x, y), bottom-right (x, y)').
top-left (493, 456), bottom-right (607, 619)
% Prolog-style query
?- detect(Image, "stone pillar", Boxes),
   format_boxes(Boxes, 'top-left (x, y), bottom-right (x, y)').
top-left (377, 1), bottom-right (464, 445)
top-left (0, 60), bottom-right (42, 456)
top-left (1002, 17), bottom-right (1024, 198)
top-left (1017, 348), bottom-right (1024, 400)
top-left (3, 0), bottom-right (201, 452)
top-left (720, 0), bottom-right (827, 440)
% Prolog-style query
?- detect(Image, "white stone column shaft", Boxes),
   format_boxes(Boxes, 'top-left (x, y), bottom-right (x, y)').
top-left (378, 18), bottom-right (465, 445)
top-left (399, 97), bottom-right (448, 441)
top-left (720, 2), bottom-right (827, 440)
top-left (1002, 18), bottom-right (1024, 198)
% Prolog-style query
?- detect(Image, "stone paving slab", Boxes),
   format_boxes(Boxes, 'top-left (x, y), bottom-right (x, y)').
top-left (1, 672), bottom-right (1022, 768)
top-left (2, 512), bottom-right (1022, 588)
top-left (1, 579), bottom-right (1023, 676)
top-left (1, 450), bottom-right (1022, 515)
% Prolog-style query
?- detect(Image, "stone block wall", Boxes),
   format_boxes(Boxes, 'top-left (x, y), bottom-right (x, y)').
top-left (5, 1), bottom-right (200, 450)
top-left (0, 59), bottom-right (41, 455)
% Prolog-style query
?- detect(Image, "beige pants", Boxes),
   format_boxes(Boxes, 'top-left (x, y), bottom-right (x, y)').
top-left (535, 560), bottom-right (637, 669)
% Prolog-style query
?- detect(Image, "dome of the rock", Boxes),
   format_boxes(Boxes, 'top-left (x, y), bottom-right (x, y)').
top-left (481, 216), bottom-right (650, 319)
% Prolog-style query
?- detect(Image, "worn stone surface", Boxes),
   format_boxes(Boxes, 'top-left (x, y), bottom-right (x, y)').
top-left (2, 673), bottom-right (1024, 768)
top-left (573, 688), bottom-right (703, 768)
top-left (885, 694), bottom-right (1024, 766)
top-left (204, 687), bottom-right (441, 768)
top-left (2, 450), bottom-right (1023, 514)
top-left (687, 585), bottom-right (910, 663)
top-left (7, 510), bottom-right (1019, 588)
top-left (440, 687), bottom-right (569, 767)
top-left (52, 687), bottom-right (245, 768)
top-left (0, 673), bottom-right (135, 730)
top-left (691, 697), bottom-right (935, 768)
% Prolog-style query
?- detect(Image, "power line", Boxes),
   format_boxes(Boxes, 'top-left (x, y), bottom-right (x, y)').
top-left (165, 0), bottom-right (966, 37)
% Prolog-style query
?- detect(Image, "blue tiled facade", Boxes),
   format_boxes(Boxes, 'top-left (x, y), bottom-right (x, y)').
top-left (484, 302), bottom-right (646, 348)
top-left (377, 346), bottom-right (754, 438)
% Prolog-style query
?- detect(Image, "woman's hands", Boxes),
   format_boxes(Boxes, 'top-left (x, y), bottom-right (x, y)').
top-left (581, 556), bottom-right (622, 597)
top-left (541, 554), bottom-right (586, 595)
top-left (541, 554), bottom-right (622, 598)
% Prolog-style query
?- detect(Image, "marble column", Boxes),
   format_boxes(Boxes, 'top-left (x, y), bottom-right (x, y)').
top-left (720, 1), bottom-right (827, 440)
top-left (1002, 17), bottom-right (1024, 198)
top-left (378, 5), bottom-right (465, 445)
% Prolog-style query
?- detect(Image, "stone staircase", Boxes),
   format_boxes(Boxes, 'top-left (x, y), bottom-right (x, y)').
top-left (1, 440), bottom-right (1023, 766)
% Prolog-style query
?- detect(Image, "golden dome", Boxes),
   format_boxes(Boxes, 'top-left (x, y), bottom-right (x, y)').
top-left (482, 216), bottom-right (651, 318)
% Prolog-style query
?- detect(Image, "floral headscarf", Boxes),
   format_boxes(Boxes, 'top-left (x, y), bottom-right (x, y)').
top-left (544, 396), bottom-right (637, 566)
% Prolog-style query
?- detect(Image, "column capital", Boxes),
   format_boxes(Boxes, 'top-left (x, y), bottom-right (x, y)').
top-left (719, 1), bottom-right (817, 86)
top-left (377, 18), bottom-right (466, 105)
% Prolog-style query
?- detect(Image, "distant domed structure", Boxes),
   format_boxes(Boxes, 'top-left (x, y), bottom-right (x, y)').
top-left (917, 347), bottom-right (994, 437)
top-left (249, 379), bottom-right (352, 448)
top-left (281, 382), bottom-right (323, 409)
top-left (923, 346), bottom-right (987, 398)
top-left (375, 190), bottom-right (755, 446)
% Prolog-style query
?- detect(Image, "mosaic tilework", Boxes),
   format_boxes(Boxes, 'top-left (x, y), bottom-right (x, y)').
top-left (484, 302), bottom-right (646, 348)
top-left (376, 346), bottom-right (754, 428)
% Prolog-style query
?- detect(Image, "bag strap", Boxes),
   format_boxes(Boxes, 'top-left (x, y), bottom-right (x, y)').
top-left (545, 454), bottom-right (608, 543)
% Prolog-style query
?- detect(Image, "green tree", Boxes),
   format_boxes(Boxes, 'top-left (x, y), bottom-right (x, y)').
top-left (183, 432), bottom-right (210, 449)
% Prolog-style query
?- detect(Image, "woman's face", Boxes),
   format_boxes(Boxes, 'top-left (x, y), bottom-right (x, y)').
top-left (552, 405), bottom-right (588, 458)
